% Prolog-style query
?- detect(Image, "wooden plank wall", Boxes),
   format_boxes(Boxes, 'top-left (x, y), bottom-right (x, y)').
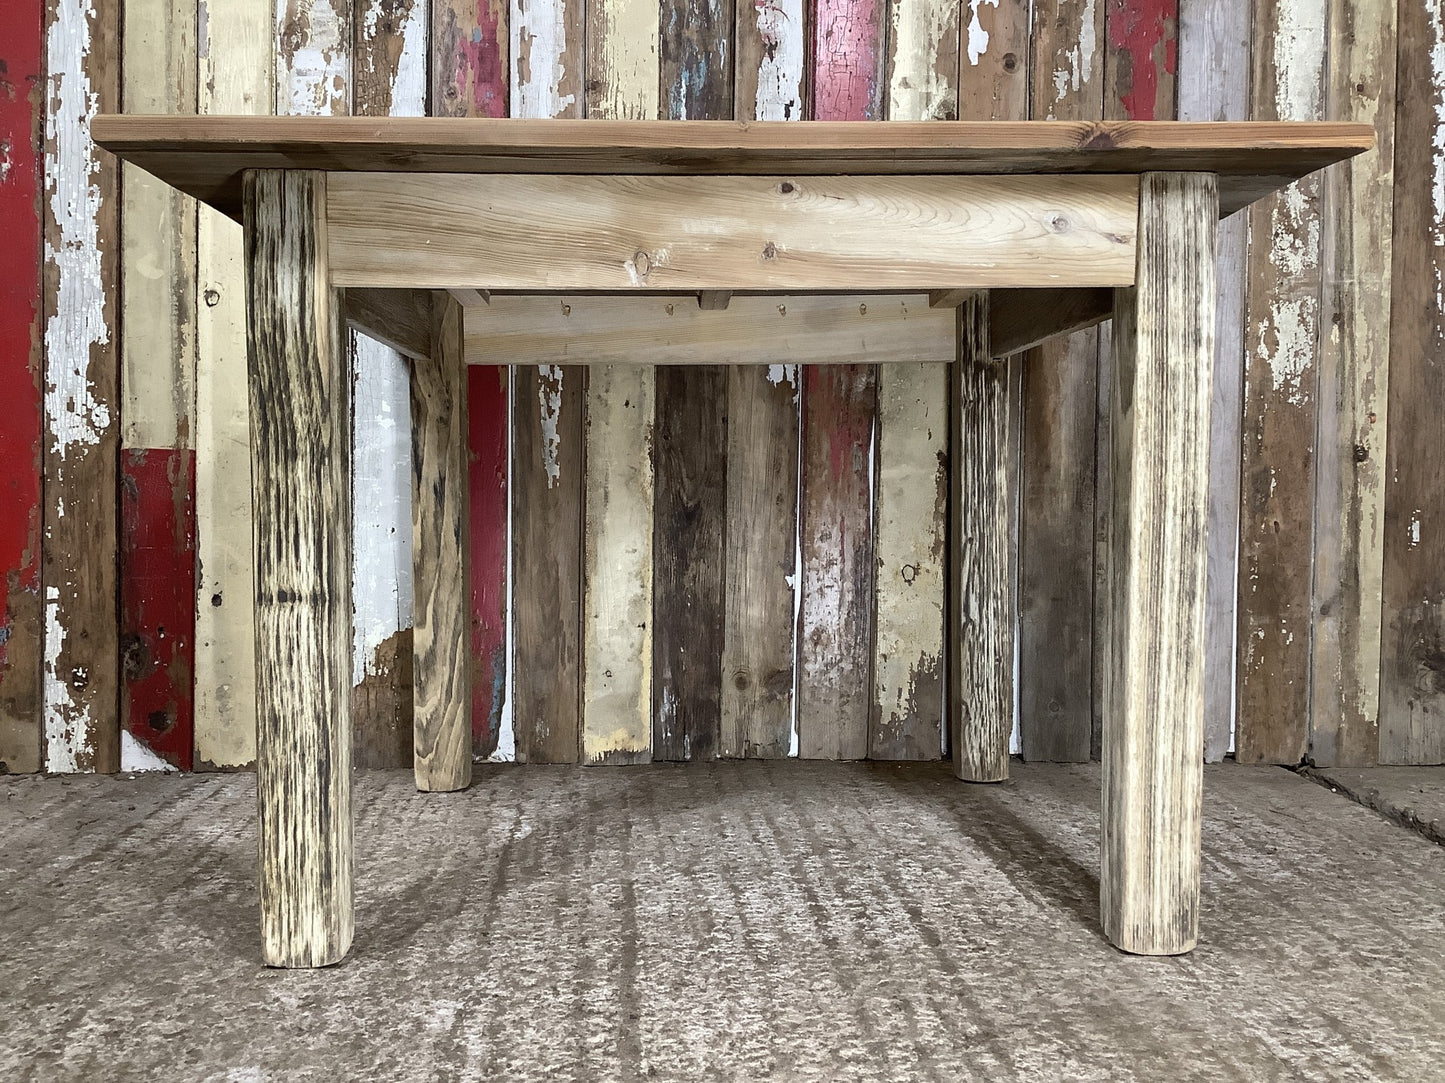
top-left (8, 0), bottom-right (1439, 771)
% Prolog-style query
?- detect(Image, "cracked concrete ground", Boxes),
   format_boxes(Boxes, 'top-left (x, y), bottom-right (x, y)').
top-left (2, 761), bottom-right (1444, 1082)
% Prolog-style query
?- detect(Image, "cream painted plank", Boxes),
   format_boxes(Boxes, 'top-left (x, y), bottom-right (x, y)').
top-left (276, 0), bottom-right (351, 115)
top-left (888, 0), bottom-right (960, 122)
top-left (462, 294), bottom-right (956, 366)
top-left (736, 0), bottom-right (805, 122)
top-left (327, 173), bottom-right (1140, 290)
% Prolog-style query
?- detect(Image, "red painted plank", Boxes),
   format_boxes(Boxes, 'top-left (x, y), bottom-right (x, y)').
top-left (467, 365), bottom-right (507, 757)
top-left (0, 0), bottom-right (45, 772)
top-left (120, 449), bottom-right (196, 769)
top-left (1105, 0), bottom-right (1178, 121)
top-left (433, 0), bottom-right (509, 119)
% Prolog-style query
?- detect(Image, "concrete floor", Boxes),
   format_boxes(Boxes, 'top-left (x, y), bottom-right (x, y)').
top-left (2, 762), bottom-right (1443, 1082)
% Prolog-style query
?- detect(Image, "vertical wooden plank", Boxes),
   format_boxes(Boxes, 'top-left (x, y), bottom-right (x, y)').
top-left (959, 0), bottom-right (1029, 122)
top-left (194, 0), bottom-right (272, 771)
top-left (1177, 0), bottom-right (1248, 763)
top-left (351, 0), bottom-right (428, 768)
top-left (1380, 0), bottom-right (1445, 765)
top-left (430, 3), bottom-right (509, 757)
top-left (413, 295), bottom-right (473, 790)
top-left (1102, 171), bottom-right (1215, 955)
top-left (1236, 0), bottom-right (1325, 764)
top-left (871, 0), bottom-right (955, 761)
top-left (509, 0), bottom-right (584, 763)
top-left (0, 0), bottom-right (45, 774)
top-left (798, 0), bottom-right (883, 760)
top-left (951, 295), bottom-right (1014, 782)
top-left (580, 0), bottom-right (658, 766)
top-left (1021, 0), bottom-right (1104, 763)
top-left (1309, 0), bottom-right (1395, 766)
top-left (736, 0), bottom-right (806, 121)
top-left (246, 168), bottom-right (353, 968)
top-left (43, 0), bottom-right (121, 773)
top-left (653, 0), bottom-right (732, 761)
top-left (276, 0), bottom-right (351, 115)
top-left (120, 0), bottom-right (197, 771)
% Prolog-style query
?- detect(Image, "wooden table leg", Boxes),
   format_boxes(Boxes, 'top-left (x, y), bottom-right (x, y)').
top-left (411, 293), bottom-right (473, 791)
top-left (950, 293), bottom-right (1015, 782)
top-left (244, 169), bottom-right (354, 967)
top-left (1102, 172), bottom-right (1217, 955)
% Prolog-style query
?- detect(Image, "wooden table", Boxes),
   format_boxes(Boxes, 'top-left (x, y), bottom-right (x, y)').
top-left (94, 117), bottom-right (1371, 968)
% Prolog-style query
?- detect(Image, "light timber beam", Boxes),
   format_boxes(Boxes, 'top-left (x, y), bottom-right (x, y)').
top-left (988, 287), bottom-right (1115, 356)
top-left (462, 294), bottom-right (955, 367)
top-left (244, 169), bottom-right (354, 968)
top-left (447, 288), bottom-right (490, 307)
top-left (327, 173), bottom-right (1139, 290)
top-left (1101, 171), bottom-right (1216, 956)
top-left (698, 291), bottom-right (732, 310)
top-left (410, 295), bottom-right (472, 792)
top-left (343, 287), bottom-right (434, 361)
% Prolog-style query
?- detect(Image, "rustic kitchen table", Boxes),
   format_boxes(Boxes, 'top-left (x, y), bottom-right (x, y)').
top-left (93, 116), bottom-right (1371, 968)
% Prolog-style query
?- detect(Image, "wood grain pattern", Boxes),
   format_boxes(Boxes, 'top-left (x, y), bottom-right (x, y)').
top-left (1308, 0), bottom-right (1395, 766)
top-left (951, 294), bottom-right (1013, 781)
top-left (326, 172), bottom-right (1141, 290)
top-left (0, 0), bottom-right (46, 774)
top-left (43, 0), bottom-right (121, 772)
top-left (245, 169), bottom-right (353, 968)
top-left (959, 0), bottom-right (1028, 122)
top-left (1235, 0), bottom-right (1325, 765)
top-left (720, 366), bottom-right (800, 758)
top-left (988, 288), bottom-right (1113, 356)
top-left (1380, 0), bottom-right (1445, 765)
top-left (193, 0), bottom-right (271, 771)
top-left (412, 294), bottom-right (473, 790)
top-left (433, 0), bottom-right (509, 118)
top-left (344, 288), bottom-right (435, 361)
top-left (1101, 171), bottom-right (1214, 955)
top-left (1178, 0), bottom-right (1248, 763)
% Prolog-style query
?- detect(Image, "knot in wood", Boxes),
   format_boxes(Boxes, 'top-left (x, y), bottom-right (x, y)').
top-left (762, 241), bottom-right (778, 261)
top-left (1047, 213), bottom-right (1071, 234)
top-left (633, 250), bottom-right (652, 276)
top-left (779, 181), bottom-right (795, 194)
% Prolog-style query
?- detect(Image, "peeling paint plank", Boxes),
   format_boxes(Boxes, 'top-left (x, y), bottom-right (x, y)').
top-left (589, 0), bottom-right (660, 121)
top-left (43, 0), bottom-right (121, 773)
top-left (736, 0), bottom-right (805, 122)
top-left (1380, 0), bottom-right (1445, 765)
top-left (1104, 0), bottom-right (1177, 122)
top-left (276, 0), bottom-right (352, 116)
top-left (433, 0), bottom-right (508, 118)
top-left (887, 0), bottom-right (959, 122)
top-left (1235, 0), bottom-right (1325, 764)
top-left (958, 0), bottom-right (1029, 122)
top-left (511, 0), bottom-right (583, 119)
top-left (1309, 0), bottom-right (1395, 766)
top-left (811, 0), bottom-right (886, 121)
top-left (0, 0), bottom-right (45, 773)
top-left (194, 0), bottom-right (271, 770)
top-left (660, 0), bottom-right (734, 120)
top-left (356, 0), bottom-right (429, 117)
top-left (1179, 0), bottom-right (1248, 762)
top-left (1020, 0), bottom-right (1104, 763)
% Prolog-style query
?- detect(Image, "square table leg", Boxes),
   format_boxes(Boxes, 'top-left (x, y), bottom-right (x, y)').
top-left (244, 169), bottom-right (354, 968)
top-left (1101, 171), bottom-right (1217, 955)
top-left (410, 293), bottom-right (473, 791)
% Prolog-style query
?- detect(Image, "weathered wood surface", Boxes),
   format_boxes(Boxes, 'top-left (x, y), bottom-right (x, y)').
top-left (1308, 0), bottom-right (1395, 766)
top-left (720, 366), bottom-right (799, 759)
top-left (989, 288), bottom-right (1113, 356)
top-left (412, 295), bottom-right (473, 790)
top-left (951, 294), bottom-right (1014, 782)
top-left (1178, 0), bottom-right (1248, 763)
top-left (327, 173), bottom-right (1140, 290)
top-left (1019, 0), bottom-right (1104, 764)
top-left (1235, 0), bottom-right (1325, 765)
top-left (245, 169), bottom-right (353, 967)
top-left (193, 0), bottom-right (270, 770)
top-left (512, 0), bottom-right (584, 120)
top-left (736, 0), bottom-right (805, 122)
top-left (344, 288), bottom-right (434, 362)
top-left (1380, 0), bottom-right (1445, 765)
top-left (433, 0), bottom-right (508, 119)
top-left (958, 0), bottom-right (1028, 123)
top-left (44, 0), bottom-right (121, 772)
top-left (1101, 171), bottom-right (1215, 955)
top-left (462, 294), bottom-right (956, 367)
top-left (0, 0), bottom-right (46, 774)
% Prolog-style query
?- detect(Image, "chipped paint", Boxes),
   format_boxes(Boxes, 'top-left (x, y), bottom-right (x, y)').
top-left (591, 0), bottom-right (660, 120)
top-left (965, 0), bottom-right (998, 65)
top-left (889, 0), bottom-right (960, 121)
top-left (512, 0), bottom-right (578, 118)
top-left (751, 0), bottom-right (805, 120)
top-left (1052, 0), bottom-right (1098, 103)
top-left (434, 0), bottom-right (508, 117)
top-left (1432, 0), bottom-right (1445, 316)
top-left (537, 364), bottom-right (565, 488)
top-left (813, 0), bottom-right (887, 121)
top-left (277, 0), bottom-right (351, 115)
top-left (1105, 0), bottom-right (1178, 120)
top-left (120, 728), bottom-right (177, 772)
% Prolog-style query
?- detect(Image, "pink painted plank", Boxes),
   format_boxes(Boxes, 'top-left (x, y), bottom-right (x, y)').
top-left (811, 0), bottom-right (887, 121)
top-left (433, 0), bottom-right (509, 118)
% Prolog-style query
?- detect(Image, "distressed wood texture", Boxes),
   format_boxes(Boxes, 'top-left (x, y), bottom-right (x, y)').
top-left (326, 172), bottom-right (1140, 290)
top-left (870, 0), bottom-right (956, 761)
top-left (581, 0), bottom-right (658, 766)
top-left (1020, 0), bottom-right (1105, 763)
top-left (412, 295), bottom-right (474, 789)
top-left (345, 288), bottom-right (435, 361)
top-left (1235, 0), bottom-right (1325, 764)
top-left (721, 366), bottom-right (800, 758)
top-left (431, 0), bottom-right (509, 759)
top-left (43, 0), bottom-right (121, 773)
top-left (1308, 0), bottom-right (1395, 766)
top-left (276, 0), bottom-right (351, 115)
top-left (799, 0), bottom-right (883, 760)
top-left (120, 0), bottom-right (197, 769)
top-left (951, 294), bottom-right (1014, 782)
top-left (245, 169), bottom-right (353, 968)
top-left (194, 0), bottom-right (271, 770)
top-left (736, 0), bottom-right (805, 122)
top-left (1380, 0), bottom-right (1445, 765)
top-left (988, 288), bottom-right (1113, 355)
top-left (1102, 171), bottom-right (1215, 955)
top-left (958, 0), bottom-right (1029, 123)
top-left (652, 366), bottom-right (728, 761)
top-left (1178, 0), bottom-right (1248, 763)
top-left (512, 0), bottom-right (584, 120)
top-left (0, 0), bottom-right (45, 773)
